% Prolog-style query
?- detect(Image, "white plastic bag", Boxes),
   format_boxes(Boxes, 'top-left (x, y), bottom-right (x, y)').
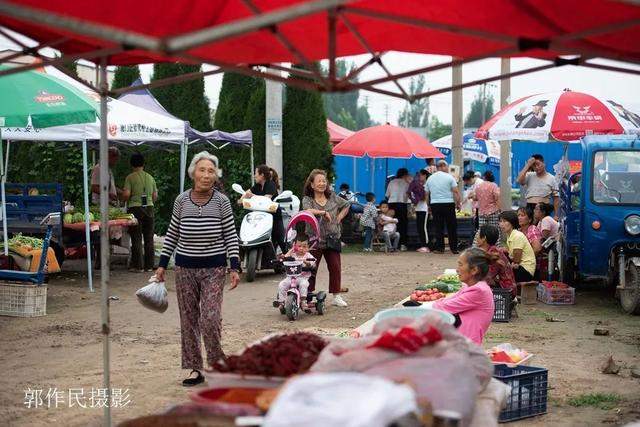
top-left (263, 372), bottom-right (417, 427)
top-left (136, 276), bottom-right (168, 313)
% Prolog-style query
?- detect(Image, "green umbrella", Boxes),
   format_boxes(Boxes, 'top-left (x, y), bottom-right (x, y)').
top-left (0, 65), bottom-right (97, 128)
top-left (0, 65), bottom-right (97, 255)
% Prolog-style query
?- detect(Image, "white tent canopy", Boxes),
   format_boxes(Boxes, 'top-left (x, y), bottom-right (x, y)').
top-left (1, 67), bottom-right (185, 142)
top-left (0, 66), bottom-right (185, 291)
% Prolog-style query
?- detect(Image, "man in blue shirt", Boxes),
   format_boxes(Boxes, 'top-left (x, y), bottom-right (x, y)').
top-left (425, 161), bottom-right (462, 254)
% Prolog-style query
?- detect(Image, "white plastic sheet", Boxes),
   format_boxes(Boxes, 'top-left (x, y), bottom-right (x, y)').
top-left (263, 372), bottom-right (417, 427)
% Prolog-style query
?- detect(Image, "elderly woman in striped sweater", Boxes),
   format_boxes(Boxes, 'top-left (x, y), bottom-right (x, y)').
top-left (155, 151), bottom-right (240, 387)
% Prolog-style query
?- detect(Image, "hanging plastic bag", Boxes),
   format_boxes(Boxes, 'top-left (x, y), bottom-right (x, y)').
top-left (136, 275), bottom-right (168, 313)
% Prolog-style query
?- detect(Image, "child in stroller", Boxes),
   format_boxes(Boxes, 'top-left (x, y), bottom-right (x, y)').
top-left (276, 234), bottom-right (315, 311)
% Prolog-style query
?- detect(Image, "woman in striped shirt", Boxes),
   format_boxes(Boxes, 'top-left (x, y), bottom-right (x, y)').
top-left (155, 152), bottom-right (240, 387)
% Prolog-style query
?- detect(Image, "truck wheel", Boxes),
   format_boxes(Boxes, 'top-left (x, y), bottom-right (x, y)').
top-left (245, 249), bottom-right (258, 282)
top-left (561, 257), bottom-right (577, 285)
top-left (620, 263), bottom-right (640, 315)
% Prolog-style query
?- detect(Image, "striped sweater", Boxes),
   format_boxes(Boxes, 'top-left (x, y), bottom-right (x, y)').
top-left (159, 190), bottom-right (240, 270)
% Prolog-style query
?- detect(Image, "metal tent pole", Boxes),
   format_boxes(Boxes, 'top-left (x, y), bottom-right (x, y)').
top-left (98, 60), bottom-right (111, 427)
top-left (179, 138), bottom-right (187, 193)
top-left (250, 143), bottom-right (255, 186)
top-left (0, 132), bottom-right (7, 255)
top-left (82, 139), bottom-right (94, 292)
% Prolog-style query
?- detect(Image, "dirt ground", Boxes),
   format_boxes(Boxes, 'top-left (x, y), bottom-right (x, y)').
top-left (1, 249), bottom-right (639, 427)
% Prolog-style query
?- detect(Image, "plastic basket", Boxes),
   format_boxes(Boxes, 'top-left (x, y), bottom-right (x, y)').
top-left (0, 282), bottom-right (47, 317)
top-left (493, 364), bottom-right (548, 422)
top-left (537, 284), bottom-right (575, 305)
top-left (492, 288), bottom-right (513, 323)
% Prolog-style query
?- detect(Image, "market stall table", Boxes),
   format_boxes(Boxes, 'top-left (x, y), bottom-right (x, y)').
top-left (63, 218), bottom-right (138, 266)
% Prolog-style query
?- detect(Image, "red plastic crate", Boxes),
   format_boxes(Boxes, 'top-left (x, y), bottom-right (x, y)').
top-left (536, 284), bottom-right (575, 305)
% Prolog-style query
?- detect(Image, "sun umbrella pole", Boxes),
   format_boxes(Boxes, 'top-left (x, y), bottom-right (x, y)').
top-left (82, 139), bottom-right (94, 292)
top-left (98, 61), bottom-right (112, 427)
top-left (499, 59), bottom-right (512, 210)
top-left (0, 132), bottom-right (7, 256)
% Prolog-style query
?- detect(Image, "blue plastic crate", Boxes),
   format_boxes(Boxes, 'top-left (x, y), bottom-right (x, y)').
top-left (493, 364), bottom-right (548, 422)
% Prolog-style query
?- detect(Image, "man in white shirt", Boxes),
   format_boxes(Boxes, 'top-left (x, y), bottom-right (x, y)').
top-left (425, 161), bottom-right (462, 254)
top-left (517, 153), bottom-right (559, 219)
top-left (385, 168), bottom-right (412, 251)
top-left (91, 146), bottom-right (122, 205)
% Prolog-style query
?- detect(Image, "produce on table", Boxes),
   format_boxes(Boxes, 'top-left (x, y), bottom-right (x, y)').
top-left (63, 213), bottom-right (74, 224)
top-left (63, 206), bottom-right (135, 224)
top-left (8, 233), bottom-right (43, 251)
top-left (437, 273), bottom-right (461, 284)
top-left (210, 332), bottom-right (327, 377)
top-left (410, 288), bottom-right (447, 303)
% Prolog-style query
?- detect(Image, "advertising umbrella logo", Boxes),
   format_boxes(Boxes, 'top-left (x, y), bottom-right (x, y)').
top-left (34, 90), bottom-right (66, 104)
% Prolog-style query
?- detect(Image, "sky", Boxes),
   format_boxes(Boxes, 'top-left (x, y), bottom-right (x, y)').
top-left (2, 28), bottom-right (640, 127)
top-left (144, 53), bottom-right (640, 127)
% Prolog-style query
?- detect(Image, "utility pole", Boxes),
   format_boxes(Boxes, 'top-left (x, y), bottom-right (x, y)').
top-left (266, 73), bottom-right (283, 188)
top-left (384, 104), bottom-right (389, 124)
top-left (499, 59), bottom-right (512, 211)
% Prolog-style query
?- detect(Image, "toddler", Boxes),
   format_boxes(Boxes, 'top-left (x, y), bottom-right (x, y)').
top-left (359, 192), bottom-right (378, 252)
top-left (277, 235), bottom-right (315, 308)
top-left (379, 202), bottom-right (400, 252)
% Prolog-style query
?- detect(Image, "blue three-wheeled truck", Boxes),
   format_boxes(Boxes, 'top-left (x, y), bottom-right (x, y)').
top-left (559, 135), bottom-right (640, 314)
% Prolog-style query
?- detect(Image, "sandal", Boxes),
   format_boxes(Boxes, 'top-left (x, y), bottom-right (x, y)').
top-left (182, 370), bottom-right (204, 387)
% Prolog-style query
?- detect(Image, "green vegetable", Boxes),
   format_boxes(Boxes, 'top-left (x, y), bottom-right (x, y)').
top-left (72, 212), bottom-right (84, 223)
top-left (63, 213), bottom-right (73, 224)
top-left (437, 274), bottom-right (461, 284)
top-left (8, 233), bottom-right (43, 250)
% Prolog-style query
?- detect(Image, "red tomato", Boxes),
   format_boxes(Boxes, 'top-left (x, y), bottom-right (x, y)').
top-left (410, 294), bottom-right (418, 301)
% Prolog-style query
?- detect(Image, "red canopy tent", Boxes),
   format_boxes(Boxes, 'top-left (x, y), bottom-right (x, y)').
top-left (327, 119), bottom-right (354, 144)
top-left (1, 0), bottom-right (639, 98)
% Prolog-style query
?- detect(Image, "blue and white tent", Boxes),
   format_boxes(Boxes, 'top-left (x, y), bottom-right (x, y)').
top-left (431, 133), bottom-right (501, 167)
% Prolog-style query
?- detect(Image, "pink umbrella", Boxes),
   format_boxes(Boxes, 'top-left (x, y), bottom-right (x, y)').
top-left (332, 124), bottom-right (444, 159)
top-left (476, 89), bottom-right (640, 142)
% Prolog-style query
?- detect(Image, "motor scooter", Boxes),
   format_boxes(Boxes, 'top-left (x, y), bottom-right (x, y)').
top-left (232, 183), bottom-right (297, 282)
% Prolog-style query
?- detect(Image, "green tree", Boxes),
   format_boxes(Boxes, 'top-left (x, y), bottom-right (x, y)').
top-left (398, 75), bottom-right (429, 128)
top-left (145, 63), bottom-right (213, 233)
top-left (213, 72), bottom-right (259, 199)
top-left (283, 65), bottom-right (332, 194)
top-left (428, 116), bottom-right (452, 141)
top-left (111, 65), bottom-right (141, 91)
top-left (464, 87), bottom-right (495, 128)
top-left (244, 80), bottom-right (266, 167)
top-left (322, 60), bottom-right (373, 130)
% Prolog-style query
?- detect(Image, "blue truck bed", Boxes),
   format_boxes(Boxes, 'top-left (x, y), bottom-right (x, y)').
top-left (4, 183), bottom-right (63, 241)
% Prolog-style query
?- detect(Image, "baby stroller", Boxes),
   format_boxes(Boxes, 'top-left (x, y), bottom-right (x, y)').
top-left (272, 211), bottom-right (327, 321)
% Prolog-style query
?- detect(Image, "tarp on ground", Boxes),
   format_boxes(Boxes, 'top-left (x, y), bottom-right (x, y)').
top-left (118, 79), bottom-right (252, 147)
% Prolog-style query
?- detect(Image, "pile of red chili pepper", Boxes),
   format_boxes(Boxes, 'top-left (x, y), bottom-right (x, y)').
top-left (211, 332), bottom-right (327, 377)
